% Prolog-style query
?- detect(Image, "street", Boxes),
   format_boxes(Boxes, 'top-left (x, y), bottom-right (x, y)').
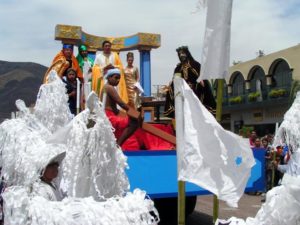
top-left (187, 194), bottom-right (262, 225)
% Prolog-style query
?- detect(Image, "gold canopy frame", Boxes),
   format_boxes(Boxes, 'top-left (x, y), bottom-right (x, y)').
top-left (55, 24), bottom-right (161, 52)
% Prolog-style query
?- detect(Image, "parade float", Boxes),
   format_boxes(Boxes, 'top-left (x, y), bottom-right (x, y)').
top-left (53, 25), bottom-right (266, 220)
top-left (0, 24), bottom-right (266, 224)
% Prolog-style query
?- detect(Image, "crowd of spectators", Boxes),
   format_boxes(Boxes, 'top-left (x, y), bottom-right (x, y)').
top-left (248, 130), bottom-right (289, 201)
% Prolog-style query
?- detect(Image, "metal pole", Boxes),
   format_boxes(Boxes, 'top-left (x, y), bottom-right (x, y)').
top-left (271, 122), bottom-right (279, 188)
top-left (178, 181), bottom-right (186, 225)
top-left (76, 78), bottom-right (81, 115)
top-left (174, 75), bottom-right (186, 225)
top-left (213, 79), bottom-right (224, 223)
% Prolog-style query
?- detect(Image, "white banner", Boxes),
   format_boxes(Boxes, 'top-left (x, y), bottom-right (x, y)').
top-left (199, 0), bottom-right (233, 80)
top-left (174, 76), bottom-right (255, 207)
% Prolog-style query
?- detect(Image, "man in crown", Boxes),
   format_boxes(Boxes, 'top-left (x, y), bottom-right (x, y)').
top-left (43, 44), bottom-right (82, 83)
top-left (92, 40), bottom-right (128, 103)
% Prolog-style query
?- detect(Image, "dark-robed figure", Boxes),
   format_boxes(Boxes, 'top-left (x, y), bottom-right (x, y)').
top-left (164, 46), bottom-right (216, 118)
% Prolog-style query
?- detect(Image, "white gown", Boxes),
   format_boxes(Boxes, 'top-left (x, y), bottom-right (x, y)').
top-left (32, 180), bottom-right (64, 201)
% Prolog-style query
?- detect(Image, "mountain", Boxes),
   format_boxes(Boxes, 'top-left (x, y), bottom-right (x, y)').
top-left (0, 60), bottom-right (47, 122)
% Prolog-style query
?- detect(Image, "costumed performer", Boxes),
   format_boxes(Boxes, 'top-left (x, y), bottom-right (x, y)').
top-left (76, 44), bottom-right (95, 109)
top-left (101, 68), bottom-right (140, 146)
top-left (32, 151), bottom-right (66, 201)
top-left (76, 44), bottom-right (94, 73)
top-left (62, 68), bottom-right (80, 115)
top-left (43, 44), bottom-right (82, 83)
top-left (124, 52), bottom-right (143, 109)
top-left (164, 46), bottom-right (216, 118)
top-left (92, 40), bottom-right (128, 103)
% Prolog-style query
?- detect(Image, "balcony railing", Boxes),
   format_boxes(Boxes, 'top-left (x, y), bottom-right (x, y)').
top-left (222, 86), bottom-right (290, 106)
top-left (227, 95), bottom-right (246, 105)
top-left (268, 87), bottom-right (289, 99)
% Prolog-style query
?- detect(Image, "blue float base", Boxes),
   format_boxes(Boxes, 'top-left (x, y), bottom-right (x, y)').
top-left (124, 149), bottom-right (265, 199)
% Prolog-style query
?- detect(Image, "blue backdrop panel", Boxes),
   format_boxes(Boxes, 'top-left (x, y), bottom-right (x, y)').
top-left (139, 50), bottom-right (151, 96)
top-left (124, 35), bottom-right (139, 47)
top-left (245, 149), bottom-right (265, 192)
top-left (124, 148), bottom-right (265, 199)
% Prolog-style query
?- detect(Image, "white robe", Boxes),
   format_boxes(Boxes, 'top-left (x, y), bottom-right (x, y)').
top-left (94, 52), bottom-right (118, 73)
top-left (33, 181), bottom-right (64, 201)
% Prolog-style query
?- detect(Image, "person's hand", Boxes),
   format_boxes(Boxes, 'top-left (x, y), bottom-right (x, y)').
top-left (126, 107), bottom-right (143, 127)
top-left (69, 90), bottom-right (76, 97)
top-left (198, 80), bottom-right (205, 87)
top-left (127, 107), bottom-right (140, 119)
top-left (104, 64), bottom-right (114, 70)
top-left (272, 160), bottom-right (278, 169)
top-left (103, 64), bottom-right (114, 75)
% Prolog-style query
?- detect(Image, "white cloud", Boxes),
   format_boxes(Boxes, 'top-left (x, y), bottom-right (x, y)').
top-left (231, 0), bottom-right (300, 62)
top-left (0, 0), bottom-right (300, 89)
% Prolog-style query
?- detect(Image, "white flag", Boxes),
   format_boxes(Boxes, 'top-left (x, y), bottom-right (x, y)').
top-left (174, 76), bottom-right (255, 207)
top-left (199, 0), bottom-right (233, 80)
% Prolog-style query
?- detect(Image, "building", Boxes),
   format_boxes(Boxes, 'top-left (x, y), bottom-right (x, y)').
top-left (220, 44), bottom-right (300, 136)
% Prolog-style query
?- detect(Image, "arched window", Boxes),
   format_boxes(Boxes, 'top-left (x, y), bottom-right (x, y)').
top-left (272, 60), bottom-right (292, 88)
top-left (250, 67), bottom-right (266, 92)
top-left (232, 73), bottom-right (245, 96)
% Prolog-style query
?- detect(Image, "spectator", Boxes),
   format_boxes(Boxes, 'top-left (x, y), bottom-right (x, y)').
top-left (249, 130), bottom-right (257, 148)
top-left (262, 137), bottom-right (268, 149)
top-left (282, 144), bottom-right (289, 164)
top-left (267, 133), bottom-right (273, 146)
top-left (261, 137), bottom-right (272, 200)
top-left (254, 138), bottom-right (262, 148)
top-left (271, 145), bottom-right (284, 187)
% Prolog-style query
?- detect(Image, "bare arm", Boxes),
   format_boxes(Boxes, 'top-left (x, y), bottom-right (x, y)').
top-left (135, 67), bottom-right (140, 82)
top-left (105, 85), bottom-right (129, 111)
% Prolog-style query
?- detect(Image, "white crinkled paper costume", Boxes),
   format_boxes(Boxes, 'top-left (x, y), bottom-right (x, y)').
top-left (3, 187), bottom-right (159, 225)
top-left (0, 72), bottom-right (71, 186)
top-left (34, 70), bottom-right (73, 133)
top-left (0, 71), bottom-right (159, 224)
top-left (0, 115), bottom-right (46, 185)
top-left (0, 99), bottom-right (65, 186)
top-left (54, 92), bottom-right (129, 199)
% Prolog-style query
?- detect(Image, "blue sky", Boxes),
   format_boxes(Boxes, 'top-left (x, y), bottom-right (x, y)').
top-left (1, 0), bottom-right (300, 87)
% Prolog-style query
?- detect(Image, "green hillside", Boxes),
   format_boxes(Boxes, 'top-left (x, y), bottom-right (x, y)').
top-left (0, 60), bottom-right (47, 121)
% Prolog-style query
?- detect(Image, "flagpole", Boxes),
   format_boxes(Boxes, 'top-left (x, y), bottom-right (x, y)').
top-left (174, 75), bottom-right (186, 225)
top-left (76, 78), bottom-right (81, 115)
top-left (178, 181), bottom-right (186, 225)
top-left (213, 79), bottom-right (224, 223)
top-left (271, 122), bottom-right (279, 188)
